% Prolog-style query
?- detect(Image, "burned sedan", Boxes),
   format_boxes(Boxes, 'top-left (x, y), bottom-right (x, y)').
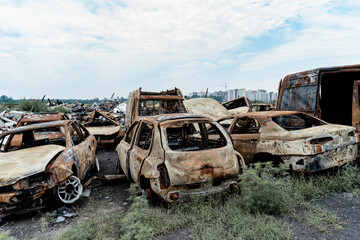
top-left (116, 114), bottom-right (244, 202)
top-left (0, 120), bottom-right (97, 217)
top-left (83, 110), bottom-right (124, 145)
top-left (218, 111), bottom-right (359, 172)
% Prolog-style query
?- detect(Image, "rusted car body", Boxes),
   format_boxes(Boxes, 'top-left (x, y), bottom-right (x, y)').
top-left (276, 64), bottom-right (360, 131)
top-left (125, 88), bottom-right (186, 129)
top-left (222, 97), bottom-right (253, 114)
top-left (218, 111), bottom-right (359, 172)
top-left (184, 98), bottom-right (231, 120)
top-left (116, 114), bottom-right (244, 202)
top-left (252, 103), bottom-right (274, 112)
top-left (16, 113), bottom-right (69, 127)
top-left (82, 110), bottom-right (124, 145)
top-left (0, 120), bottom-right (97, 217)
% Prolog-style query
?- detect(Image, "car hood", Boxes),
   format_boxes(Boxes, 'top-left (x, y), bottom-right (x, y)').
top-left (184, 98), bottom-right (230, 120)
top-left (0, 145), bottom-right (66, 187)
top-left (85, 126), bottom-right (121, 136)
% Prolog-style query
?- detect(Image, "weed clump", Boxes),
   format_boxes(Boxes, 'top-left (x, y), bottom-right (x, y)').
top-left (238, 162), bottom-right (293, 215)
top-left (18, 99), bottom-right (47, 112)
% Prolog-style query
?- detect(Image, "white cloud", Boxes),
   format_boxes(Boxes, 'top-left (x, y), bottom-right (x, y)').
top-left (0, 0), bottom-right (358, 98)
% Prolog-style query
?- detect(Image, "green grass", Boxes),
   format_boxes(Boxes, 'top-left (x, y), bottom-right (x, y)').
top-left (18, 99), bottom-right (47, 112)
top-left (0, 231), bottom-right (17, 240)
top-left (34, 163), bottom-right (360, 240)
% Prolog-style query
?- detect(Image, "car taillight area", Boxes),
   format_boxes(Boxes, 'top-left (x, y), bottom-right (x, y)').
top-left (309, 137), bottom-right (333, 145)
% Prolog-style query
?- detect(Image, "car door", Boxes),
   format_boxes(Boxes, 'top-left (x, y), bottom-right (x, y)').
top-left (352, 80), bottom-right (360, 133)
top-left (229, 116), bottom-right (261, 163)
top-left (69, 122), bottom-right (96, 179)
top-left (128, 121), bottom-right (154, 182)
top-left (117, 122), bottom-right (139, 179)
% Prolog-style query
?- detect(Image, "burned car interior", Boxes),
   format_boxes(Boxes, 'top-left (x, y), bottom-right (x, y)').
top-left (138, 99), bottom-right (183, 116)
top-left (232, 117), bottom-right (261, 134)
top-left (166, 122), bottom-right (227, 151)
top-left (319, 71), bottom-right (360, 126)
top-left (1, 123), bottom-right (86, 152)
top-left (272, 113), bottom-right (325, 131)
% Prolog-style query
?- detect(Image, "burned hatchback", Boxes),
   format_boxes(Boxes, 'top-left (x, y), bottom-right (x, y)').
top-left (116, 114), bottom-right (243, 202)
top-left (218, 111), bottom-right (359, 172)
top-left (0, 120), bottom-right (97, 217)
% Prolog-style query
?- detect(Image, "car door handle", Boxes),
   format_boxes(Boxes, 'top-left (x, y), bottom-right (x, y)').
top-left (250, 139), bottom-right (258, 143)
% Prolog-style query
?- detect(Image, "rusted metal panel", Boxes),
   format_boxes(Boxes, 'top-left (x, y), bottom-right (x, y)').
top-left (0, 145), bottom-right (66, 187)
top-left (17, 113), bottom-right (69, 127)
top-left (184, 98), bottom-right (230, 120)
top-left (125, 88), bottom-right (186, 130)
top-left (86, 126), bottom-right (121, 136)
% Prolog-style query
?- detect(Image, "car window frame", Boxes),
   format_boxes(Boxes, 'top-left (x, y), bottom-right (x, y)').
top-left (134, 120), bottom-right (154, 151)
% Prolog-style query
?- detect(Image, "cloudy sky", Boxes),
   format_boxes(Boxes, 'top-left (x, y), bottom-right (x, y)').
top-left (1, 0), bottom-right (359, 99)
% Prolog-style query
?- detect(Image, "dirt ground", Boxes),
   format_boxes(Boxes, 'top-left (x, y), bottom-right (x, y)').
top-left (1, 150), bottom-right (360, 240)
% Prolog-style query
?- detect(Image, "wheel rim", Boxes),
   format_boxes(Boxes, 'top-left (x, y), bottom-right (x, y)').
top-left (57, 175), bottom-right (83, 204)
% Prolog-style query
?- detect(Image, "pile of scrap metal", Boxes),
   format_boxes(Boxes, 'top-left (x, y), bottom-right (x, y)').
top-left (82, 110), bottom-right (124, 145)
top-left (0, 113), bottom-right (17, 134)
top-left (0, 120), bottom-right (98, 218)
top-left (125, 87), bottom-right (186, 129)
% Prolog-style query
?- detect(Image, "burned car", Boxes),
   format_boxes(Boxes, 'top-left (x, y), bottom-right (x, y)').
top-left (82, 110), bottom-right (124, 145)
top-left (218, 111), bottom-right (359, 172)
top-left (116, 114), bottom-right (244, 202)
top-left (222, 97), bottom-right (253, 114)
top-left (16, 113), bottom-right (69, 127)
top-left (252, 103), bottom-right (274, 112)
top-left (0, 120), bottom-right (97, 217)
top-left (125, 88), bottom-right (186, 129)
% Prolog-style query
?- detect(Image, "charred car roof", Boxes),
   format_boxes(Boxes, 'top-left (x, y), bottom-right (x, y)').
top-left (0, 120), bottom-right (74, 136)
top-left (140, 113), bottom-right (211, 123)
top-left (17, 113), bottom-right (69, 126)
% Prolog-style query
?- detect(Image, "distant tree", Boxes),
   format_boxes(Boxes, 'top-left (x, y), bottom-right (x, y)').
top-left (0, 95), bottom-right (14, 103)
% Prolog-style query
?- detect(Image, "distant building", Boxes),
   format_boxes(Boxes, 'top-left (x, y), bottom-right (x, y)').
top-left (187, 88), bottom-right (276, 103)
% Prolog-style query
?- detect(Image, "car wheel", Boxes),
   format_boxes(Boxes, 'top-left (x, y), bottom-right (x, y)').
top-left (57, 175), bottom-right (83, 204)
